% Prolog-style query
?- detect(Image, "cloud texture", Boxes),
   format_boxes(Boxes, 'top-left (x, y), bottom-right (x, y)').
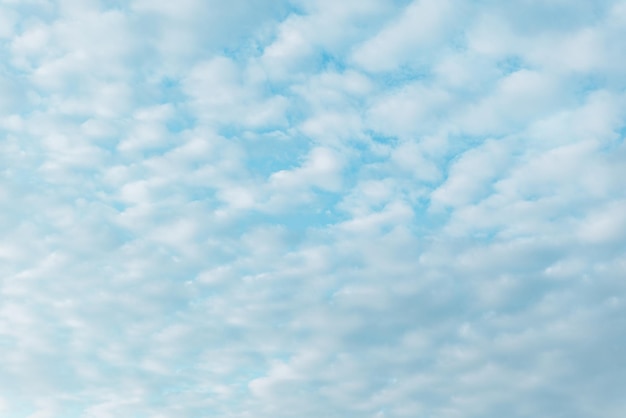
top-left (1, 0), bottom-right (625, 416)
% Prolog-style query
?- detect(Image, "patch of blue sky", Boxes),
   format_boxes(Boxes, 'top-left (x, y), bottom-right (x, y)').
top-left (365, 130), bottom-right (399, 147)
top-left (157, 77), bottom-right (187, 105)
top-left (101, 0), bottom-right (130, 12)
top-left (374, 64), bottom-right (433, 89)
top-left (240, 138), bottom-right (310, 175)
top-left (496, 55), bottom-right (525, 75)
top-left (165, 111), bottom-right (196, 134)
top-left (231, 196), bottom-right (345, 237)
top-left (5, 2), bottom-right (55, 23)
top-left (445, 131), bottom-right (499, 157)
top-left (617, 125), bottom-right (626, 145)
top-left (573, 73), bottom-right (611, 96)
top-left (412, 201), bottom-right (451, 232)
top-left (320, 51), bottom-right (348, 73)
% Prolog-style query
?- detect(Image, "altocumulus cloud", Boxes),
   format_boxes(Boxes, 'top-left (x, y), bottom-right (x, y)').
top-left (0, 0), bottom-right (625, 417)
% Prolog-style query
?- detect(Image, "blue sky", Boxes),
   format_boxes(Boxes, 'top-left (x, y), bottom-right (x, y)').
top-left (1, 0), bottom-right (625, 416)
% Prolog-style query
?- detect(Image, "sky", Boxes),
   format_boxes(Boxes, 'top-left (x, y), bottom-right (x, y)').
top-left (0, 0), bottom-right (625, 417)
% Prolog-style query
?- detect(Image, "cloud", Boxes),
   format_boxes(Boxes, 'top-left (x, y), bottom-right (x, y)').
top-left (0, 0), bottom-right (625, 417)
top-left (351, 0), bottom-right (463, 72)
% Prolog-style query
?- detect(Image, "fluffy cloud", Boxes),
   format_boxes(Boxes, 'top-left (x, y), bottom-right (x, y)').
top-left (0, 0), bottom-right (625, 417)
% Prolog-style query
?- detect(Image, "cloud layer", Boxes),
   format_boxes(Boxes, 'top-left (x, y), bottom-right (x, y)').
top-left (1, 0), bottom-right (625, 417)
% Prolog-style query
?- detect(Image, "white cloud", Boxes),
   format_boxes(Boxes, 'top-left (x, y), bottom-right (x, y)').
top-left (431, 139), bottom-right (512, 209)
top-left (184, 56), bottom-right (289, 130)
top-left (351, 0), bottom-right (463, 72)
